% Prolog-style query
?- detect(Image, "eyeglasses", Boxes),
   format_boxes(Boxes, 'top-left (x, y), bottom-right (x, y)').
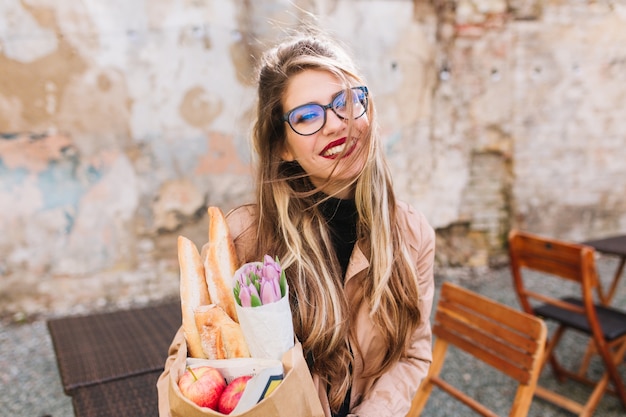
top-left (282, 86), bottom-right (369, 136)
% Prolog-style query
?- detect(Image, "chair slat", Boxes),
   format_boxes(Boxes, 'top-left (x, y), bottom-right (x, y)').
top-left (522, 290), bottom-right (586, 314)
top-left (435, 307), bottom-right (538, 372)
top-left (437, 327), bottom-right (529, 384)
top-left (437, 298), bottom-right (542, 355)
top-left (440, 282), bottom-right (545, 339)
top-left (512, 233), bottom-right (598, 287)
top-left (434, 321), bottom-right (534, 384)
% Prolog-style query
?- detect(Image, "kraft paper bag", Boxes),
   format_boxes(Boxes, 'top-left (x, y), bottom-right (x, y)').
top-left (168, 340), bottom-right (324, 417)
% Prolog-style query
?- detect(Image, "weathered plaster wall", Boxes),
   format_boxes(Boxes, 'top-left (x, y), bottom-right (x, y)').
top-left (1, 0), bottom-right (625, 319)
top-left (424, 0), bottom-right (626, 265)
top-left (511, 5), bottom-right (626, 240)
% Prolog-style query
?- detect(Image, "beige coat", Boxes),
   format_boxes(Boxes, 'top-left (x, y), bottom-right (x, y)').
top-left (157, 201), bottom-right (435, 417)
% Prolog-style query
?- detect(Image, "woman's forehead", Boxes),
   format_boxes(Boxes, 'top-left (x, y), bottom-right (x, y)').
top-left (283, 69), bottom-right (345, 109)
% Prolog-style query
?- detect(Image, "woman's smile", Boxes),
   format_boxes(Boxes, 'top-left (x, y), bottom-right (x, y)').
top-left (320, 137), bottom-right (357, 159)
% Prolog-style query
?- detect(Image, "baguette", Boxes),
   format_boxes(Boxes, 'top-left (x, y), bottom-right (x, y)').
top-left (202, 206), bottom-right (240, 323)
top-left (177, 235), bottom-right (211, 359)
top-left (195, 304), bottom-right (251, 359)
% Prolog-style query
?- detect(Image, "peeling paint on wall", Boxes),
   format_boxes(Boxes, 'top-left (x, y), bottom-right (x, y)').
top-left (0, 133), bottom-right (139, 277)
top-left (179, 86), bottom-right (223, 128)
top-left (194, 131), bottom-right (251, 176)
top-left (0, 11), bottom-right (87, 131)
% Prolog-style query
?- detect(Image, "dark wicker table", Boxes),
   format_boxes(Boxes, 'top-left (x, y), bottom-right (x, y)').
top-left (583, 235), bottom-right (626, 305)
top-left (47, 301), bottom-right (181, 417)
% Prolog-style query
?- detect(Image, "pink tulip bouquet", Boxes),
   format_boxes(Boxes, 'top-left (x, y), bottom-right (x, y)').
top-left (233, 255), bottom-right (287, 307)
top-left (232, 256), bottom-right (294, 360)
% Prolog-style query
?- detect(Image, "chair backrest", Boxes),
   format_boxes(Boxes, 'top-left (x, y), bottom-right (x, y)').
top-left (429, 282), bottom-right (547, 416)
top-left (508, 229), bottom-right (599, 320)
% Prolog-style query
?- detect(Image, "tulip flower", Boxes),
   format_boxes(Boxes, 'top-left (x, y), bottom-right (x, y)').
top-left (260, 278), bottom-right (280, 304)
top-left (247, 282), bottom-right (262, 307)
top-left (238, 284), bottom-right (251, 307)
top-left (262, 254), bottom-right (281, 281)
top-left (233, 255), bottom-right (287, 307)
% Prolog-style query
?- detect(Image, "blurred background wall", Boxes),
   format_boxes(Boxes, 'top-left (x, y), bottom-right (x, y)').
top-left (1, 0), bottom-right (625, 319)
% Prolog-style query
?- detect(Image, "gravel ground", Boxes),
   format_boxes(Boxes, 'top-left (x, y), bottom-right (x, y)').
top-left (0, 320), bottom-right (74, 417)
top-left (0, 256), bottom-right (624, 417)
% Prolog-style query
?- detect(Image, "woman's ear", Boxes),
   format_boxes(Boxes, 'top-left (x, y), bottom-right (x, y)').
top-left (280, 144), bottom-right (295, 162)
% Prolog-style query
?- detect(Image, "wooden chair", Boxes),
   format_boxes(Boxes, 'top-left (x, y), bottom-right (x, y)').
top-left (508, 229), bottom-right (626, 416)
top-left (408, 282), bottom-right (547, 417)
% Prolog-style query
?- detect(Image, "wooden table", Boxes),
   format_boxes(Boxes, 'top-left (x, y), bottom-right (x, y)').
top-left (583, 235), bottom-right (626, 305)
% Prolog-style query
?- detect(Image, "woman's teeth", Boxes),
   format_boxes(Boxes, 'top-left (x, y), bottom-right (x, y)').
top-left (323, 139), bottom-right (354, 157)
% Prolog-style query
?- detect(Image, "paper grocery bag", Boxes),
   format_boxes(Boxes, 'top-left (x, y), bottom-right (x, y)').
top-left (168, 340), bottom-right (324, 417)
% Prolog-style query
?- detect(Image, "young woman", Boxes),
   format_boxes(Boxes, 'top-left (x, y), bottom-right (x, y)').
top-left (159, 33), bottom-right (435, 417)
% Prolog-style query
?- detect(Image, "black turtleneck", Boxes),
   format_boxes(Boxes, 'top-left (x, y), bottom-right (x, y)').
top-left (319, 197), bottom-right (358, 278)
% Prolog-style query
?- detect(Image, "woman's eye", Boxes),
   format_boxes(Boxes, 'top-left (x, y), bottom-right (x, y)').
top-left (354, 91), bottom-right (366, 104)
top-left (333, 93), bottom-right (347, 109)
top-left (293, 107), bottom-right (321, 124)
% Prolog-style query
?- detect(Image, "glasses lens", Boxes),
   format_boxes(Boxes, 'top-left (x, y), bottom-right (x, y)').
top-left (333, 87), bottom-right (368, 120)
top-left (288, 104), bottom-right (325, 135)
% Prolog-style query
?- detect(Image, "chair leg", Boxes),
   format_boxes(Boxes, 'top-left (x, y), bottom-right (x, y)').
top-left (577, 340), bottom-right (597, 377)
top-left (581, 371), bottom-right (612, 417)
top-left (544, 326), bottom-right (568, 382)
top-left (510, 383), bottom-right (538, 417)
top-left (607, 341), bottom-right (626, 408)
top-left (540, 339), bottom-right (626, 415)
top-left (589, 338), bottom-right (626, 410)
top-left (550, 354), bottom-right (569, 383)
top-left (407, 340), bottom-right (448, 417)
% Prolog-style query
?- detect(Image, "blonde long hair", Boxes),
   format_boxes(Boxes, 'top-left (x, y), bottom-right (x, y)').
top-left (250, 34), bottom-right (422, 412)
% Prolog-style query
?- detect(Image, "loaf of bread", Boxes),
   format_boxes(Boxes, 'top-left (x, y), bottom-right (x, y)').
top-left (201, 206), bottom-right (240, 323)
top-left (195, 304), bottom-right (251, 359)
top-left (177, 206), bottom-right (250, 359)
top-left (177, 235), bottom-right (211, 359)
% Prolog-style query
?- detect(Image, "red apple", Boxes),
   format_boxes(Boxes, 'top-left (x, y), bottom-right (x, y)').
top-left (178, 366), bottom-right (227, 410)
top-left (218, 375), bottom-right (253, 414)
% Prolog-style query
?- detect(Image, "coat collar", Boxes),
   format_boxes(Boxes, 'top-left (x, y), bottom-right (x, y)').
top-left (345, 240), bottom-right (370, 284)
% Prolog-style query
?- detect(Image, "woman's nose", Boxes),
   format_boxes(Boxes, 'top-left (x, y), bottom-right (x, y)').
top-left (321, 109), bottom-right (345, 135)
